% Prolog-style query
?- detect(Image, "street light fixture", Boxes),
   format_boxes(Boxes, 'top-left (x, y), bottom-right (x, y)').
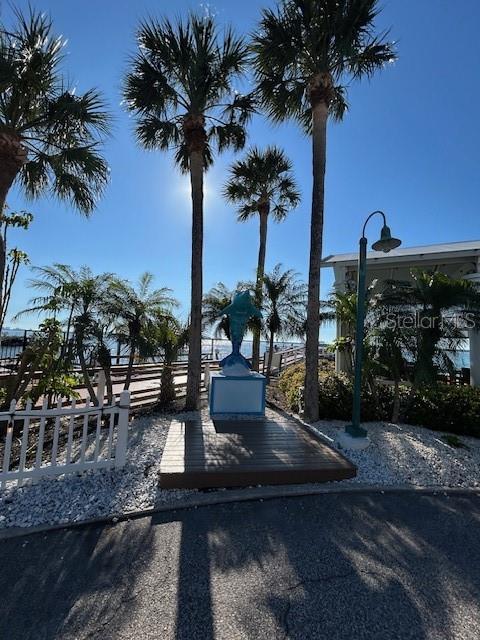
top-left (338, 210), bottom-right (401, 450)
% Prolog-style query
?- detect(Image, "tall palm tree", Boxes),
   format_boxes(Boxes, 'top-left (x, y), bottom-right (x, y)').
top-left (252, 0), bottom-right (396, 420)
top-left (107, 273), bottom-right (178, 390)
top-left (262, 264), bottom-right (307, 377)
top-left (124, 14), bottom-right (254, 409)
top-left (0, 8), bottom-right (110, 311)
top-left (223, 146), bottom-right (300, 371)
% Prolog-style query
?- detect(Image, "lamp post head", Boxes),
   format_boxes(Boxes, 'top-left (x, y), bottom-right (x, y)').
top-left (371, 224), bottom-right (402, 253)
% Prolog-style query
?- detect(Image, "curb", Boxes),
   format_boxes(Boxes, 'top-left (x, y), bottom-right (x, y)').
top-left (1, 483), bottom-right (480, 541)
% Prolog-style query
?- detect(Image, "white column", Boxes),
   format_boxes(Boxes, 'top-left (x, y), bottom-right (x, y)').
top-left (464, 271), bottom-right (480, 387)
top-left (333, 266), bottom-right (349, 374)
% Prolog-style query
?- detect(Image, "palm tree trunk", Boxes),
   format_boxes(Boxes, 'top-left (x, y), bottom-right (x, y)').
top-left (266, 329), bottom-right (275, 378)
top-left (75, 331), bottom-right (98, 406)
top-left (392, 378), bottom-right (400, 423)
top-left (252, 205), bottom-right (269, 371)
top-left (105, 368), bottom-right (113, 405)
top-left (185, 149), bottom-right (204, 410)
top-left (124, 343), bottom-right (136, 390)
top-left (304, 100), bottom-right (328, 422)
top-left (160, 364), bottom-right (176, 406)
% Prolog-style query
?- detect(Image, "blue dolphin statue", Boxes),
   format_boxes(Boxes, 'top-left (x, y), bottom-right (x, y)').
top-left (218, 290), bottom-right (262, 374)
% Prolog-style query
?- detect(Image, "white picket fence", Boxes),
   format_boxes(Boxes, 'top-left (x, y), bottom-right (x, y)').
top-left (0, 390), bottom-right (130, 489)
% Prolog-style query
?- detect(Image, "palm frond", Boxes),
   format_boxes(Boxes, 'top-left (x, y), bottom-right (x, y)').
top-left (0, 7), bottom-right (111, 213)
top-left (123, 13), bottom-right (251, 170)
top-left (252, 0), bottom-right (396, 129)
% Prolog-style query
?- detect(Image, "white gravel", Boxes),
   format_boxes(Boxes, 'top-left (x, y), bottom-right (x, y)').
top-left (309, 418), bottom-right (480, 488)
top-left (0, 410), bottom-right (199, 531)
top-left (1, 405), bottom-right (479, 531)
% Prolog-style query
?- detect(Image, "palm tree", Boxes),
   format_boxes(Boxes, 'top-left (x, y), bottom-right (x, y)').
top-left (17, 264), bottom-right (114, 405)
top-left (154, 316), bottom-right (189, 406)
top-left (124, 14), bottom-right (254, 409)
top-left (262, 264), bottom-right (307, 377)
top-left (203, 283), bottom-right (235, 341)
top-left (223, 146), bottom-right (300, 371)
top-left (379, 270), bottom-right (480, 386)
top-left (0, 8), bottom-right (110, 311)
top-left (252, 0), bottom-right (396, 420)
top-left (107, 273), bottom-right (178, 390)
top-left (320, 281), bottom-right (379, 374)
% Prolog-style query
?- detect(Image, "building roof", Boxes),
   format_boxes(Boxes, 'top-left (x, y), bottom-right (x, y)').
top-left (321, 240), bottom-right (480, 268)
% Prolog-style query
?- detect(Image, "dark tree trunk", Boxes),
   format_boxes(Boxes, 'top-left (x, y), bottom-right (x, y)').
top-left (252, 204), bottom-right (269, 371)
top-left (392, 378), bottom-right (400, 423)
top-left (75, 331), bottom-right (99, 406)
top-left (124, 343), bottom-right (136, 391)
top-left (160, 364), bottom-right (176, 406)
top-left (266, 329), bottom-right (275, 378)
top-left (304, 100), bottom-right (328, 422)
top-left (185, 149), bottom-right (204, 410)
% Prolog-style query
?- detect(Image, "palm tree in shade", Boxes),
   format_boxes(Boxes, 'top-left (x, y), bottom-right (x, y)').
top-left (0, 8), bottom-right (110, 311)
top-left (252, 0), bottom-right (396, 420)
top-left (223, 146), bottom-right (300, 371)
top-left (262, 264), bottom-right (307, 377)
top-left (124, 14), bottom-right (254, 409)
top-left (379, 270), bottom-right (480, 386)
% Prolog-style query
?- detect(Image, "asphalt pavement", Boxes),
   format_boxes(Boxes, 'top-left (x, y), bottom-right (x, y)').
top-left (1, 491), bottom-right (480, 640)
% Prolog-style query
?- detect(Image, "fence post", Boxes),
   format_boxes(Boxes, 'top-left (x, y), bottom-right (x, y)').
top-left (115, 390), bottom-right (130, 468)
top-left (96, 369), bottom-right (106, 406)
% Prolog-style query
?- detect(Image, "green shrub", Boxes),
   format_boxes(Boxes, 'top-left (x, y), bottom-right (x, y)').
top-left (279, 363), bottom-right (305, 412)
top-left (404, 385), bottom-right (480, 438)
top-left (278, 363), bottom-right (480, 437)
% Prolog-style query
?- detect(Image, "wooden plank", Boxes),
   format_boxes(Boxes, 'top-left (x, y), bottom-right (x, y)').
top-left (160, 415), bottom-right (356, 489)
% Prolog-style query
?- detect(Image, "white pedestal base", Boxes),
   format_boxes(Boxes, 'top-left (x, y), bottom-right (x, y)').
top-left (209, 371), bottom-right (266, 416)
top-left (336, 431), bottom-right (370, 450)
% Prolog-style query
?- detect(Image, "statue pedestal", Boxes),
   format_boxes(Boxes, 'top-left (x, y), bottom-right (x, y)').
top-left (209, 372), bottom-right (266, 416)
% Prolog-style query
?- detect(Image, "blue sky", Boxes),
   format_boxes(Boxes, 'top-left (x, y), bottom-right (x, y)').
top-left (4, 0), bottom-right (480, 342)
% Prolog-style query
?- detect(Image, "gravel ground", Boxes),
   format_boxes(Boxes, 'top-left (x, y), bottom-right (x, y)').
top-left (0, 409), bottom-right (199, 530)
top-left (1, 403), bottom-right (479, 531)
top-left (308, 417), bottom-right (480, 487)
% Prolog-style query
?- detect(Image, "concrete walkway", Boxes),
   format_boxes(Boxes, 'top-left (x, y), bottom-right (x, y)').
top-left (1, 492), bottom-right (480, 640)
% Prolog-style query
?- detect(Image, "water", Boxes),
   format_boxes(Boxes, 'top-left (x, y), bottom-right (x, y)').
top-left (452, 351), bottom-right (470, 369)
top-left (203, 339), bottom-right (303, 361)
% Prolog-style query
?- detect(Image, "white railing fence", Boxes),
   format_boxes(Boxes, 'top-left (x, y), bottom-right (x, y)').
top-left (0, 390), bottom-right (130, 489)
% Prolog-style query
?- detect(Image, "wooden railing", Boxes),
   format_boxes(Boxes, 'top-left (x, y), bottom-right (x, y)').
top-left (0, 345), bottom-right (317, 413)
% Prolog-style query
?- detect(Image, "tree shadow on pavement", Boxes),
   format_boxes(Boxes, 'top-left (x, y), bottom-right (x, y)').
top-left (159, 491), bottom-right (480, 640)
top-left (1, 492), bottom-right (480, 640)
top-left (0, 519), bottom-right (158, 640)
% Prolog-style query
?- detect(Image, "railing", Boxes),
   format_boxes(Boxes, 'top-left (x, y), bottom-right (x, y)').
top-left (0, 391), bottom-right (130, 489)
top-left (262, 346), bottom-right (306, 375)
top-left (204, 346), bottom-right (307, 385)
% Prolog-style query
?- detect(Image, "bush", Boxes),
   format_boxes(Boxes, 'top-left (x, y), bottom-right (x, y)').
top-left (278, 364), bottom-right (480, 437)
top-left (404, 385), bottom-right (480, 438)
top-left (278, 363), bottom-right (305, 412)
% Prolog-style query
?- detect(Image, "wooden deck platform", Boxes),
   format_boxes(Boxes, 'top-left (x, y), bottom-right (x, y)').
top-left (159, 415), bottom-right (356, 489)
